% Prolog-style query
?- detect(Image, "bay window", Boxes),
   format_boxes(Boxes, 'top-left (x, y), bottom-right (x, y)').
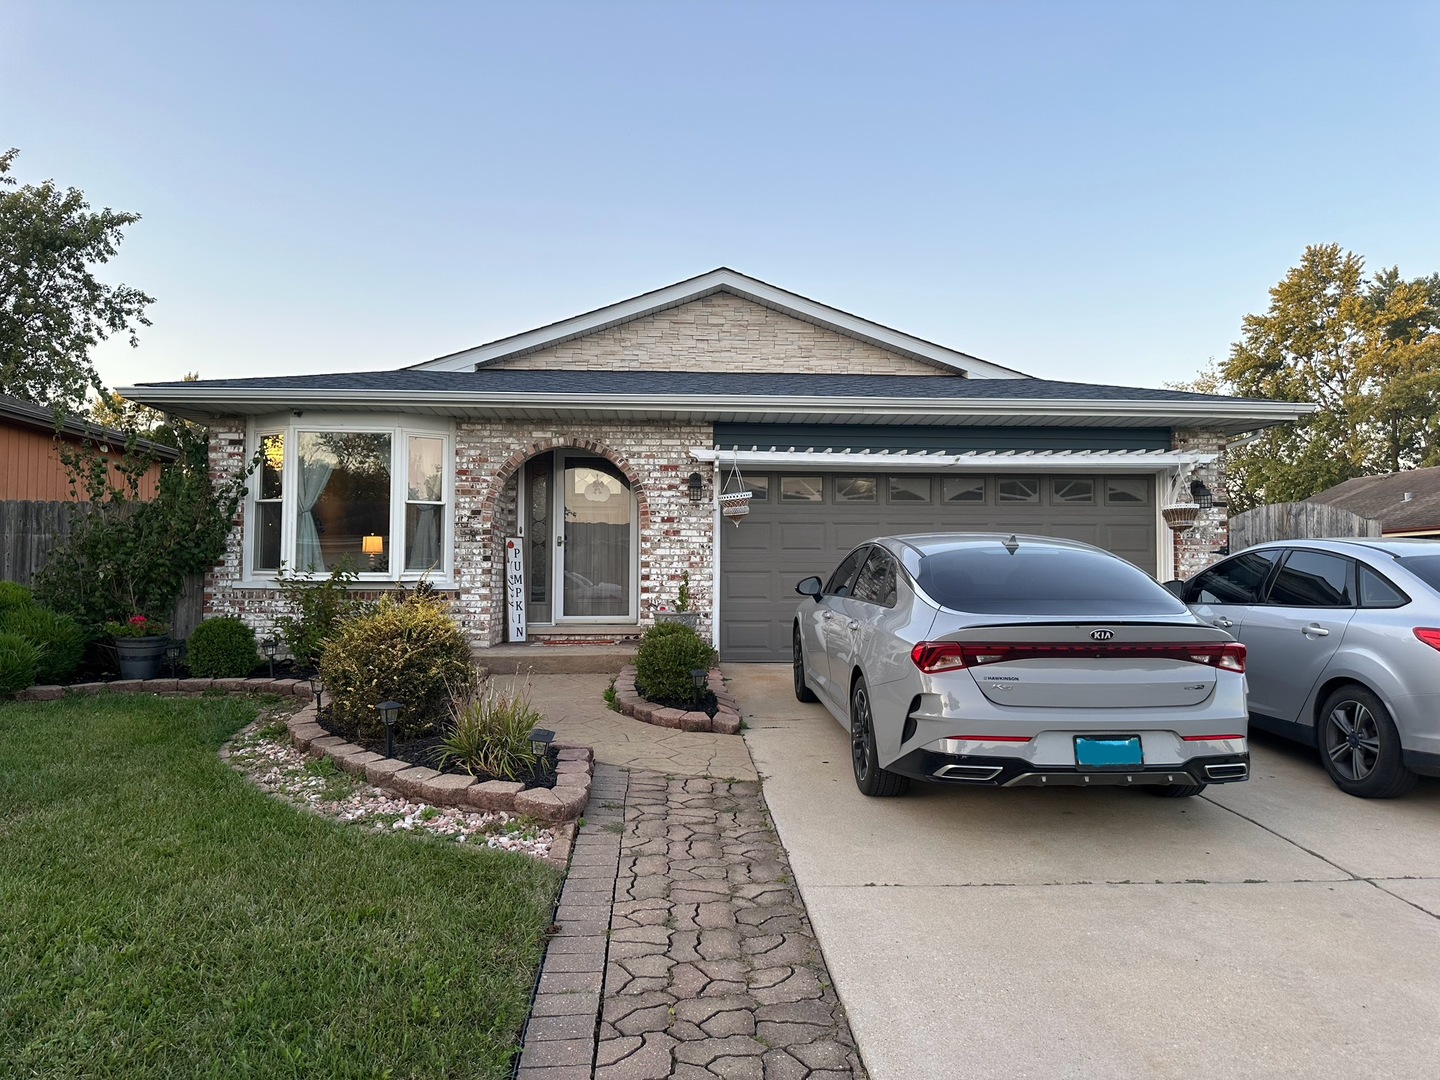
top-left (246, 419), bottom-right (452, 581)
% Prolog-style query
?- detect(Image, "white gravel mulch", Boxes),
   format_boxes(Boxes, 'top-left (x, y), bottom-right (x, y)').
top-left (226, 716), bottom-right (557, 861)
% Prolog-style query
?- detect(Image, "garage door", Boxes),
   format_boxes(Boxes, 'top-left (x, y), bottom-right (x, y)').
top-left (719, 472), bottom-right (1156, 662)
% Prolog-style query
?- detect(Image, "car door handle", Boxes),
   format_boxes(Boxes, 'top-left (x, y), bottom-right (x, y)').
top-left (1212, 617), bottom-right (1233, 628)
top-left (1302, 624), bottom-right (1330, 637)
top-left (847, 620), bottom-right (859, 631)
top-left (820, 610), bottom-right (833, 621)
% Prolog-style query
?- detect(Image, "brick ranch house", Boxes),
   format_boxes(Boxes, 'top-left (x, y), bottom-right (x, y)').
top-left (122, 269), bottom-right (1312, 663)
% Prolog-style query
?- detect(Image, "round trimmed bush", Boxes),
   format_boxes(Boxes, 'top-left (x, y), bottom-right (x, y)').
top-left (186, 617), bottom-right (260, 679)
top-left (634, 622), bottom-right (717, 707)
top-left (0, 605), bottom-right (86, 685)
top-left (0, 631), bottom-right (40, 697)
top-left (319, 593), bottom-right (475, 740)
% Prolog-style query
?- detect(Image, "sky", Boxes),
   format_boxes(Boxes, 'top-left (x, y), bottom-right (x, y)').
top-left (5, 1), bottom-right (1439, 393)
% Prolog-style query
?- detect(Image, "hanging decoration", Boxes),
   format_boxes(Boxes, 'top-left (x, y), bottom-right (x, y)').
top-left (1161, 464), bottom-right (1201, 532)
top-left (718, 453), bottom-right (752, 524)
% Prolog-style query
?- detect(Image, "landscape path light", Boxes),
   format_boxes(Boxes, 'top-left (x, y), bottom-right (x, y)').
top-left (690, 668), bottom-right (707, 710)
top-left (260, 636), bottom-right (278, 678)
top-left (308, 673), bottom-right (324, 715)
top-left (377, 700), bottom-right (403, 758)
top-left (529, 727), bottom-right (556, 779)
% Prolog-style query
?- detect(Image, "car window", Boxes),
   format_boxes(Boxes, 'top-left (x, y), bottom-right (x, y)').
top-left (1358, 565), bottom-right (1409, 608)
top-left (851, 550), bottom-right (898, 608)
top-left (1188, 550), bottom-right (1280, 605)
top-left (825, 547), bottom-right (870, 597)
top-left (1266, 550), bottom-right (1355, 607)
top-left (916, 544), bottom-right (1187, 615)
top-left (1397, 554), bottom-right (1440, 593)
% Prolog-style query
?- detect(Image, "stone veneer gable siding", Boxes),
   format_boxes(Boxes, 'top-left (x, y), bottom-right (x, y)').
top-left (484, 292), bottom-right (954, 376)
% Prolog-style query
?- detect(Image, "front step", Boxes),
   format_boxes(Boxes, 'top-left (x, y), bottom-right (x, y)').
top-left (474, 643), bottom-right (637, 676)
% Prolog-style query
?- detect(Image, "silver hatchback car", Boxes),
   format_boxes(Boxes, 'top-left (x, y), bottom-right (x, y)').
top-left (793, 534), bottom-right (1250, 798)
top-left (1177, 538), bottom-right (1440, 798)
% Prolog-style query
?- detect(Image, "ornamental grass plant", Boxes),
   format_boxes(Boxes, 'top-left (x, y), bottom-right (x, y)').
top-left (435, 679), bottom-right (544, 781)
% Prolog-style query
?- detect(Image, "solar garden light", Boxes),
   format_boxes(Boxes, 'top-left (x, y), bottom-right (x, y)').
top-left (529, 727), bottom-right (556, 778)
top-left (690, 668), bottom-right (707, 709)
top-left (164, 640), bottom-right (184, 678)
top-left (308, 673), bottom-right (324, 715)
top-left (377, 700), bottom-right (403, 758)
top-left (260, 636), bottom-right (278, 678)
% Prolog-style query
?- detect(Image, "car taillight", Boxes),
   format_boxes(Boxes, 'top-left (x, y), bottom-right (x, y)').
top-left (910, 641), bottom-right (1247, 674)
top-left (1415, 628), bottom-right (1440, 652)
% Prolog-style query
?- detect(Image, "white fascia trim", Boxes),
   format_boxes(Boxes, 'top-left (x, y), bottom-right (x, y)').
top-left (412, 269), bottom-right (1028, 379)
top-left (118, 386), bottom-right (1320, 426)
top-left (690, 448), bottom-right (1221, 471)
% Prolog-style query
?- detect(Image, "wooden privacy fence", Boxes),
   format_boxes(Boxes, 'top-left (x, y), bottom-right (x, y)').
top-left (0, 499), bottom-right (204, 636)
top-left (1229, 501), bottom-right (1381, 551)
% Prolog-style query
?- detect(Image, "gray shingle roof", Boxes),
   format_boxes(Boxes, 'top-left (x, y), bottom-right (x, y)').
top-left (1311, 467), bottom-right (1440, 533)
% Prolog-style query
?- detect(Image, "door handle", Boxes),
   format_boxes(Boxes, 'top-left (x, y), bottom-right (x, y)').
top-left (1212, 617), bottom-right (1233, 629)
top-left (1303, 624), bottom-right (1330, 637)
top-left (820, 610), bottom-right (833, 621)
top-left (847, 620), bottom-right (859, 631)
top-left (555, 536), bottom-right (564, 548)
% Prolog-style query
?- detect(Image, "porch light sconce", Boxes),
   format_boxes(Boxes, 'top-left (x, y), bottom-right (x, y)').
top-left (529, 727), bottom-right (556, 778)
top-left (1189, 478), bottom-right (1216, 510)
top-left (377, 700), bottom-right (403, 758)
top-left (687, 472), bottom-right (705, 505)
top-left (260, 635), bottom-right (278, 678)
top-left (308, 673), bottom-right (324, 715)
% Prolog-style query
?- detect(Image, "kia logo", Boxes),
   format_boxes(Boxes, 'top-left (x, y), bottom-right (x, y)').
top-left (1090, 629), bottom-right (1114, 641)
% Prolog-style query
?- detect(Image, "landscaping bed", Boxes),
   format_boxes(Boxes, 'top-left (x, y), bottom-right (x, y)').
top-left (0, 692), bottom-right (561, 1079)
top-left (612, 663), bottom-right (742, 733)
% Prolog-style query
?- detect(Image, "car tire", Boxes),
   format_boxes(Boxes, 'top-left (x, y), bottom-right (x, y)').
top-left (793, 625), bottom-right (818, 703)
top-left (849, 675), bottom-right (909, 797)
top-left (1147, 783), bottom-right (1207, 798)
top-left (1318, 684), bottom-right (1417, 799)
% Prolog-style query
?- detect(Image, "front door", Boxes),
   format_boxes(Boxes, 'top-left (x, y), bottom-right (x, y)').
top-left (557, 454), bottom-right (635, 621)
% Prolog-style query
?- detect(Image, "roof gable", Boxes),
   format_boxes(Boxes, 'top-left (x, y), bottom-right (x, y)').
top-left (413, 268), bottom-right (1029, 379)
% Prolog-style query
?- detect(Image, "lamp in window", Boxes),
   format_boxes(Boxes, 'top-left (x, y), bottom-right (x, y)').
top-left (362, 533), bottom-right (384, 570)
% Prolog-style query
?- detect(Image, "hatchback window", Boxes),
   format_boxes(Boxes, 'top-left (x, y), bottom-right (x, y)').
top-left (1397, 554), bottom-right (1440, 593)
top-left (916, 545), bottom-right (1186, 615)
top-left (1188, 551), bottom-right (1280, 605)
top-left (851, 551), bottom-right (898, 608)
top-left (1359, 565), bottom-right (1409, 608)
top-left (825, 547), bottom-right (870, 597)
top-left (1266, 550), bottom-right (1355, 607)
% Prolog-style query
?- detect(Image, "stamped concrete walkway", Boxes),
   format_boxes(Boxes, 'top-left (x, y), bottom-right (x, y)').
top-left (513, 673), bottom-right (865, 1079)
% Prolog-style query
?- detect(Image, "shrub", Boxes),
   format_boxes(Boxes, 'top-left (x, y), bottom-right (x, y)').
top-left (634, 622), bottom-right (717, 707)
top-left (319, 593), bottom-right (475, 740)
top-left (0, 582), bottom-right (35, 613)
top-left (186, 617), bottom-right (259, 678)
top-left (0, 606), bottom-right (86, 685)
top-left (0, 631), bottom-right (41, 697)
top-left (435, 680), bottom-right (544, 780)
top-left (275, 561), bottom-right (366, 670)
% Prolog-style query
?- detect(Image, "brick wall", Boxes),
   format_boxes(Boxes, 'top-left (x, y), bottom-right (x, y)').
top-left (485, 293), bottom-right (952, 376)
top-left (1170, 428), bottom-right (1229, 580)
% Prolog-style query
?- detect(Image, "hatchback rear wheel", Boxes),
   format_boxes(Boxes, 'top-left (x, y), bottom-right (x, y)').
top-left (850, 676), bottom-right (909, 797)
top-left (1318, 684), bottom-right (1417, 798)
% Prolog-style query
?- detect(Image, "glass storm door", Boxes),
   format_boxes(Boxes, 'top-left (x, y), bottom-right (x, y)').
top-left (523, 456), bottom-right (552, 625)
top-left (557, 455), bottom-right (634, 620)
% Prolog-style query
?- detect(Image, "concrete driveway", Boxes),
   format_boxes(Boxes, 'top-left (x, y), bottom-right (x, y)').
top-left (731, 663), bottom-right (1440, 1080)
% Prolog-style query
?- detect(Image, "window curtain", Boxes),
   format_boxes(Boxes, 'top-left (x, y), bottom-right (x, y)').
top-left (296, 452), bottom-right (334, 572)
top-left (407, 506), bottom-right (441, 571)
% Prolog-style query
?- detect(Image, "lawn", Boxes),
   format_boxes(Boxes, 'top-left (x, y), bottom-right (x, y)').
top-left (0, 694), bottom-right (562, 1079)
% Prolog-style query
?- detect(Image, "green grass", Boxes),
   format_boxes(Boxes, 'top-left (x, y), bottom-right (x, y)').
top-left (0, 695), bottom-right (562, 1079)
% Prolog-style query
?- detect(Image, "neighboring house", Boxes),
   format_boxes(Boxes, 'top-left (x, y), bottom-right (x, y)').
top-left (1309, 467), bottom-right (1440, 539)
top-left (0, 392), bottom-right (177, 502)
top-left (122, 268), bottom-right (1312, 662)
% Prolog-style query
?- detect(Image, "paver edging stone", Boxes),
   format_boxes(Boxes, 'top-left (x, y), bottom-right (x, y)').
top-left (612, 664), bottom-right (741, 735)
top-left (15, 676), bottom-right (590, 865)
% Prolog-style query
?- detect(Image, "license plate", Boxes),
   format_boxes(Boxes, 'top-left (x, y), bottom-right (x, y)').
top-left (1074, 735), bottom-right (1143, 769)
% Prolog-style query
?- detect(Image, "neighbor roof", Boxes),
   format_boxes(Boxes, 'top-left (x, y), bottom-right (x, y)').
top-left (0, 392), bottom-right (180, 461)
top-left (1310, 467), bottom-right (1440, 534)
top-left (411, 267), bottom-right (1030, 379)
top-left (121, 369), bottom-right (1316, 435)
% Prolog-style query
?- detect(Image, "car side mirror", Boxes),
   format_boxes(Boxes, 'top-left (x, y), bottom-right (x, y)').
top-left (796, 576), bottom-right (822, 600)
top-left (1161, 579), bottom-right (1186, 600)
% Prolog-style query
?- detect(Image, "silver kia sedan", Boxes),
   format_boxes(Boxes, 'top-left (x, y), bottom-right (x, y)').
top-left (793, 534), bottom-right (1250, 798)
top-left (1177, 538), bottom-right (1440, 798)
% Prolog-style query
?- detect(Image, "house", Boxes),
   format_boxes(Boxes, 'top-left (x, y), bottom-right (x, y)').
top-left (121, 268), bottom-right (1313, 662)
top-left (0, 392), bottom-right (177, 502)
top-left (1309, 467), bottom-right (1440, 539)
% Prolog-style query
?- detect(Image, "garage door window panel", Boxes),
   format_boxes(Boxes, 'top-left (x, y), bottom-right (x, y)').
top-left (889, 477), bottom-right (932, 503)
top-left (781, 476), bottom-right (823, 503)
top-left (835, 476), bottom-right (877, 503)
top-left (943, 477), bottom-right (986, 503)
top-left (998, 478), bottom-right (1040, 504)
top-left (1051, 478), bottom-right (1095, 504)
top-left (744, 475), bottom-right (770, 502)
top-left (1105, 477), bottom-right (1149, 505)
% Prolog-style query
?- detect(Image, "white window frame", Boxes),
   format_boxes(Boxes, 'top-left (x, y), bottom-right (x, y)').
top-left (242, 414), bottom-right (456, 587)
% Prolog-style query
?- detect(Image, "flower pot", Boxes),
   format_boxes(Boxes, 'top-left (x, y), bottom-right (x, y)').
top-left (114, 635), bottom-right (169, 680)
top-left (1161, 502), bottom-right (1201, 533)
top-left (719, 490), bottom-right (752, 523)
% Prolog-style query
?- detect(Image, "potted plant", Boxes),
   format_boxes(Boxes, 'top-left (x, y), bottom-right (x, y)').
top-left (105, 615), bottom-right (171, 680)
top-left (655, 571), bottom-right (701, 630)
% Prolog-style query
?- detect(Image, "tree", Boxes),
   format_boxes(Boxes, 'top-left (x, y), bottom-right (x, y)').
top-left (1173, 245), bottom-right (1440, 511)
top-left (0, 148), bottom-right (154, 414)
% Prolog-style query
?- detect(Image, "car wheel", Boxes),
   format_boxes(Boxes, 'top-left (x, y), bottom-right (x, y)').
top-left (849, 675), bottom-right (909, 797)
top-left (1318, 684), bottom-right (1417, 798)
top-left (793, 625), bottom-right (818, 703)
top-left (1147, 783), bottom-right (1207, 798)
